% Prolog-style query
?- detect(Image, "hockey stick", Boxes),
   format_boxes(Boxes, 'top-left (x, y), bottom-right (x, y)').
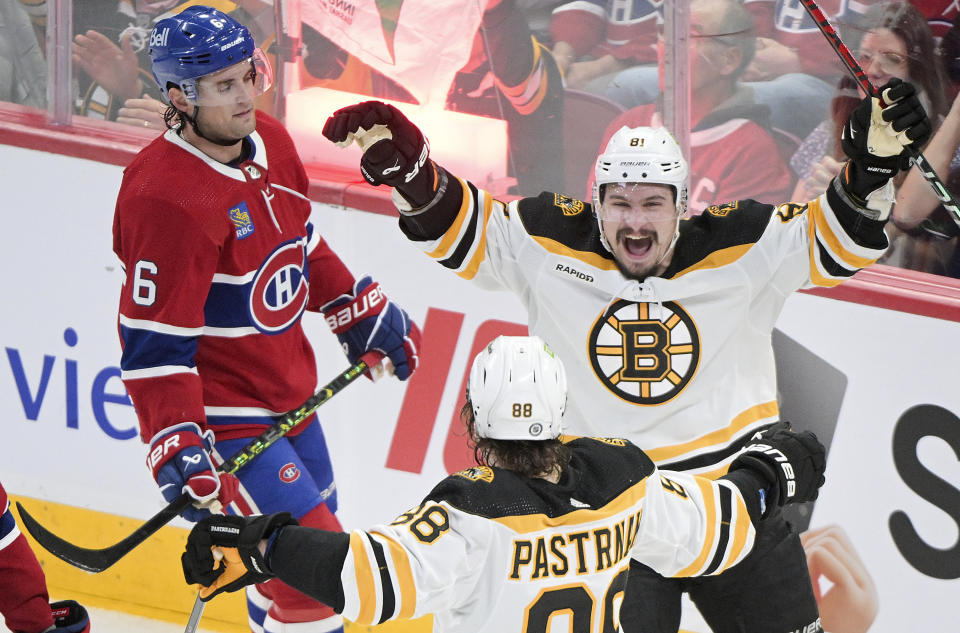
top-left (183, 593), bottom-right (206, 633)
top-left (797, 0), bottom-right (960, 228)
top-left (15, 359), bottom-right (372, 573)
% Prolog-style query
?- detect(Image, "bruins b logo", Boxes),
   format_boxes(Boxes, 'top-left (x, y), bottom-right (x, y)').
top-left (588, 299), bottom-right (700, 405)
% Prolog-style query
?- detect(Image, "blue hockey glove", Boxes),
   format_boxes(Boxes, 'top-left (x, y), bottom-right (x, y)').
top-left (321, 276), bottom-right (421, 381)
top-left (147, 422), bottom-right (238, 522)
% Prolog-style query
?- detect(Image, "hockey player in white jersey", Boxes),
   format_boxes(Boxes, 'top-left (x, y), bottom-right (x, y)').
top-left (320, 78), bottom-right (931, 632)
top-left (181, 335), bottom-right (826, 632)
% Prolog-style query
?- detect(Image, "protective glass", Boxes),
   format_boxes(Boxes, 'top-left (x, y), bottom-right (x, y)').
top-left (857, 49), bottom-right (909, 75)
top-left (596, 183), bottom-right (681, 223)
top-left (190, 48), bottom-right (273, 106)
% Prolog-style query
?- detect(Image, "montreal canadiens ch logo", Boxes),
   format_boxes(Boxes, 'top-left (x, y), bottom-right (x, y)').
top-left (588, 299), bottom-right (700, 405)
top-left (279, 462), bottom-right (301, 483)
top-left (249, 238), bottom-right (309, 334)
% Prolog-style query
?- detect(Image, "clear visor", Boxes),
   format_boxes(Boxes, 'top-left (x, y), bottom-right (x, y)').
top-left (596, 182), bottom-right (680, 223)
top-left (186, 48), bottom-right (273, 106)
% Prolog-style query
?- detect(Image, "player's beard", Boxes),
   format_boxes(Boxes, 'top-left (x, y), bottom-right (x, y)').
top-left (611, 228), bottom-right (669, 281)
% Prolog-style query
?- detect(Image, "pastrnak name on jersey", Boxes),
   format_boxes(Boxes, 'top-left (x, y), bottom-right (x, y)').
top-left (508, 510), bottom-right (641, 581)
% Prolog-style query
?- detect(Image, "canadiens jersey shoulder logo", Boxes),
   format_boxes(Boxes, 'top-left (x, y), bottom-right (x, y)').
top-left (229, 201), bottom-right (255, 240)
top-left (553, 193), bottom-right (584, 216)
top-left (588, 299), bottom-right (701, 405)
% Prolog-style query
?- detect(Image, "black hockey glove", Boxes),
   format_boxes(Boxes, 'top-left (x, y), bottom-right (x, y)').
top-left (841, 78), bottom-right (932, 199)
top-left (182, 512), bottom-right (298, 601)
top-left (729, 422), bottom-right (826, 517)
top-left (322, 100), bottom-right (438, 207)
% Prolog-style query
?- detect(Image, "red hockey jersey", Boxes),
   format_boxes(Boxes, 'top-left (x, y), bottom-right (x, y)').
top-left (549, 0), bottom-right (660, 65)
top-left (0, 481), bottom-right (54, 633)
top-left (113, 112), bottom-right (355, 442)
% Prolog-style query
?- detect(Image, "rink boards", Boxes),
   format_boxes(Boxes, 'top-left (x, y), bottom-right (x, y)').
top-left (1, 132), bottom-right (959, 632)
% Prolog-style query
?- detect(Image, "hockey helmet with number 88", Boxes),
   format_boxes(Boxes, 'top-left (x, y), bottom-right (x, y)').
top-left (593, 126), bottom-right (689, 218)
top-left (149, 5), bottom-right (272, 106)
top-left (467, 336), bottom-right (567, 441)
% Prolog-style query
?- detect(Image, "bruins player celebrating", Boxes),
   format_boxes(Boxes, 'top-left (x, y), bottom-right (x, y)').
top-left (320, 79), bottom-right (930, 632)
top-left (182, 335), bottom-right (826, 632)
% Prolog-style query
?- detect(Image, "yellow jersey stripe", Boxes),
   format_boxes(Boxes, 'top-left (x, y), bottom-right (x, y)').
top-left (806, 215), bottom-right (847, 288)
top-left (644, 401), bottom-right (779, 463)
top-left (676, 478), bottom-right (718, 577)
top-left (808, 197), bottom-right (877, 269)
top-left (670, 243), bottom-right (753, 279)
top-left (531, 235), bottom-right (620, 270)
top-left (493, 478), bottom-right (647, 533)
top-left (458, 192), bottom-right (495, 280)
top-left (697, 462), bottom-right (731, 481)
top-left (372, 530), bottom-right (418, 620)
top-left (349, 531), bottom-right (378, 625)
top-left (427, 177), bottom-right (473, 260)
top-left (722, 491), bottom-right (751, 572)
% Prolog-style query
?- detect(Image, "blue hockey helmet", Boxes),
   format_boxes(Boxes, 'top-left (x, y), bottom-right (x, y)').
top-left (149, 5), bottom-right (271, 105)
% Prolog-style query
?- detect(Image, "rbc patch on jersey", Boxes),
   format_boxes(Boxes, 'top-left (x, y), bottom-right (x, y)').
top-left (279, 462), bottom-right (301, 483)
top-left (229, 202), bottom-right (255, 240)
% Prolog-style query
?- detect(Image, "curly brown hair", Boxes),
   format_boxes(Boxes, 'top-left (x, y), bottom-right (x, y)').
top-left (460, 402), bottom-right (571, 479)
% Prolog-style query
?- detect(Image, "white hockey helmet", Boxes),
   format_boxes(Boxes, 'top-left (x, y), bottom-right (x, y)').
top-left (593, 126), bottom-right (689, 217)
top-left (467, 336), bottom-right (567, 441)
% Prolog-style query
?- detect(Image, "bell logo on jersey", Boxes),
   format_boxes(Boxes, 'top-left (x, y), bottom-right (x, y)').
top-left (248, 238), bottom-right (309, 334)
top-left (588, 299), bottom-right (700, 405)
top-left (229, 202), bottom-right (255, 240)
top-left (279, 462), bottom-right (301, 483)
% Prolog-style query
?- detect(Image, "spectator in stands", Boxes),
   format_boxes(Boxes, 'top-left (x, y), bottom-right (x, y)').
top-left (790, 1), bottom-right (954, 275)
top-left (549, 0), bottom-right (659, 92)
top-left (72, 0), bottom-right (273, 126)
top-left (446, 0), bottom-right (565, 194)
top-left (886, 89), bottom-right (960, 276)
top-left (739, 0), bottom-right (878, 140)
top-left (0, 0), bottom-right (45, 107)
top-left (595, 0), bottom-right (794, 213)
top-left (0, 480), bottom-right (91, 633)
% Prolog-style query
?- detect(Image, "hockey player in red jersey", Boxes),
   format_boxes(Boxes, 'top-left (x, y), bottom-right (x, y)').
top-left (321, 74), bottom-right (930, 631)
top-left (0, 481), bottom-right (90, 633)
top-left (180, 336), bottom-right (826, 633)
top-left (112, 7), bottom-right (421, 633)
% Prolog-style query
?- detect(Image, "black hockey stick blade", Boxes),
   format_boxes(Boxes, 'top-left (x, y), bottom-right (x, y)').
top-left (16, 359), bottom-right (371, 573)
top-left (16, 494), bottom-right (193, 573)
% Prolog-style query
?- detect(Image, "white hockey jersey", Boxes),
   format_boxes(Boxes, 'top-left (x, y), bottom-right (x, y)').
top-left (337, 436), bottom-right (756, 632)
top-left (399, 177), bottom-right (887, 477)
